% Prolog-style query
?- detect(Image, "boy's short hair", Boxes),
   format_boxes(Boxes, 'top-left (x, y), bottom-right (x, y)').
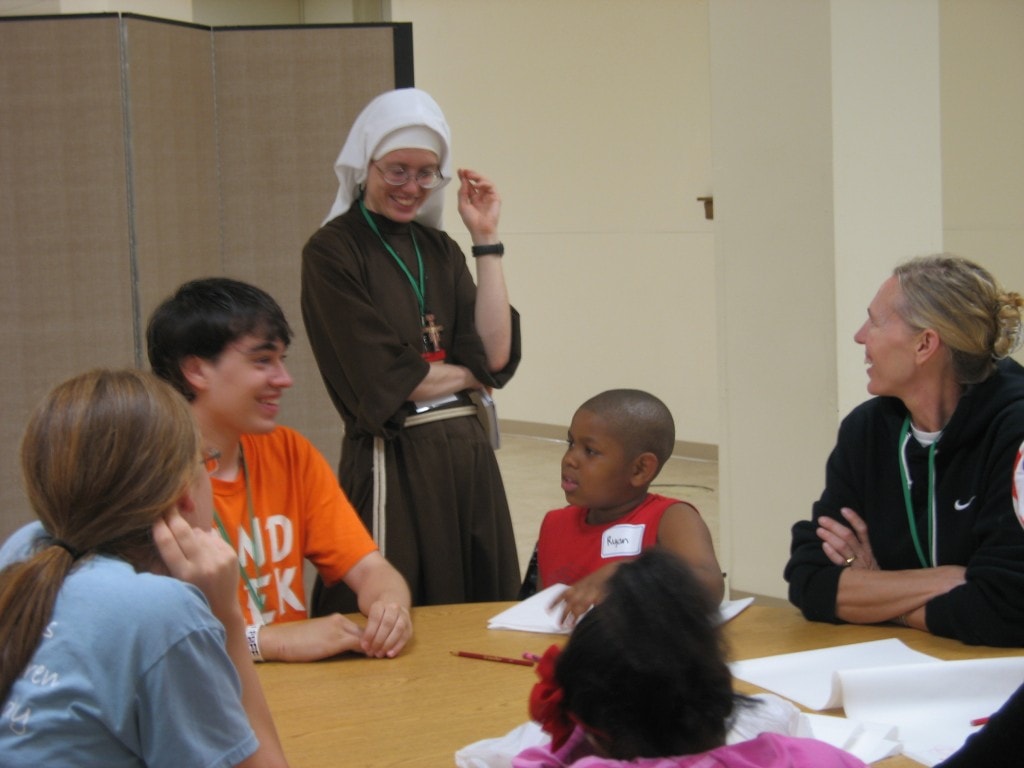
top-left (147, 277), bottom-right (293, 400)
top-left (577, 389), bottom-right (675, 467)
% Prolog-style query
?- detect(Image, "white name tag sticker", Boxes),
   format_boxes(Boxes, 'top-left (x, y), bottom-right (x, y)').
top-left (601, 524), bottom-right (645, 558)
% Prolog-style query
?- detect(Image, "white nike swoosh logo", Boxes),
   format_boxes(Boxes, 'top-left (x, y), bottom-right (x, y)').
top-left (954, 497), bottom-right (976, 511)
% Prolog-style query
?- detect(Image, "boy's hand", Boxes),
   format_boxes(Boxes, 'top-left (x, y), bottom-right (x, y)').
top-left (257, 614), bottom-right (366, 662)
top-left (551, 563), bottom-right (621, 626)
top-left (362, 602), bottom-right (413, 658)
top-left (257, 607), bottom-right (412, 662)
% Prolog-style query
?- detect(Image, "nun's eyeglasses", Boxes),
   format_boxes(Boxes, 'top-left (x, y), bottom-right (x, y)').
top-left (373, 163), bottom-right (444, 189)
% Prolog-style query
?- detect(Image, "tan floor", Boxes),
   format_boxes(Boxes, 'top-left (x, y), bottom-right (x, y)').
top-left (495, 431), bottom-right (721, 580)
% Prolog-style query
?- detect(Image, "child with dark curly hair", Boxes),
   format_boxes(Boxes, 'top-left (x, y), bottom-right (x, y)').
top-left (515, 550), bottom-right (867, 767)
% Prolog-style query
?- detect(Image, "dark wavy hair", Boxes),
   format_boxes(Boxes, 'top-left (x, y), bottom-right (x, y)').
top-left (555, 549), bottom-right (743, 759)
top-left (147, 277), bottom-right (293, 400)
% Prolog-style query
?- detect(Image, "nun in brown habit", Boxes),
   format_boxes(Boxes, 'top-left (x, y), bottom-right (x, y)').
top-left (301, 87), bottom-right (522, 610)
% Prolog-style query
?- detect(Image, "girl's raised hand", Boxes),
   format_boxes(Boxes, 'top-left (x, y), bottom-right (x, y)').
top-left (152, 509), bottom-right (240, 622)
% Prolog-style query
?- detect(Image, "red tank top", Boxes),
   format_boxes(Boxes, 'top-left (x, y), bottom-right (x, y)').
top-left (536, 494), bottom-right (683, 586)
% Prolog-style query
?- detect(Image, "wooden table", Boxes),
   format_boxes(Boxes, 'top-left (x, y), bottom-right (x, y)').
top-left (257, 602), bottom-right (555, 767)
top-left (257, 601), bottom-right (1024, 767)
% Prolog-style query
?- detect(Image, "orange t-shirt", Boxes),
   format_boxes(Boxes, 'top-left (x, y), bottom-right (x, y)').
top-left (212, 426), bottom-right (376, 624)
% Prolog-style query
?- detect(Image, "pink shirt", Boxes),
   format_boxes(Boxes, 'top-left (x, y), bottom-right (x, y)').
top-left (513, 727), bottom-right (868, 768)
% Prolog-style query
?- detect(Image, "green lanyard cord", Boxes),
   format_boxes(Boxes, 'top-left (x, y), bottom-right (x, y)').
top-left (898, 415), bottom-right (936, 568)
top-left (359, 198), bottom-right (426, 316)
top-left (212, 444), bottom-right (266, 620)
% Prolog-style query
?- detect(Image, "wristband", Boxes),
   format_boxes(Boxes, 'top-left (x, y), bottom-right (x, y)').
top-left (245, 623), bottom-right (264, 662)
top-left (471, 242), bottom-right (504, 257)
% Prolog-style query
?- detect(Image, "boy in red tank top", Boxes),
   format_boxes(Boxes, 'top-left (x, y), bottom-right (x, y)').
top-left (529, 389), bottom-right (723, 623)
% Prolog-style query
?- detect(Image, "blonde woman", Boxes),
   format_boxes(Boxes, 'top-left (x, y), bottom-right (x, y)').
top-left (787, 255), bottom-right (1024, 646)
top-left (0, 370), bottom-right (287, 767)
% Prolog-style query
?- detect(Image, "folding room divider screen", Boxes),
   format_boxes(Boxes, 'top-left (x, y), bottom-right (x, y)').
top-left (0, 13), bottom-right (412, 538)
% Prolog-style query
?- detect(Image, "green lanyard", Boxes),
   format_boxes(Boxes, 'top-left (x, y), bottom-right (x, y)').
top-left (213, 444), bottom-right (266, 620)
top-left (360, 198), bottom-right (426, 317)
top-left (898, 415), bottom-right (936, 568)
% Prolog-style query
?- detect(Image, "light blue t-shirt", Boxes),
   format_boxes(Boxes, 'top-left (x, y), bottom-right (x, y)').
top-left (0, 522), bottom-right (259, 768)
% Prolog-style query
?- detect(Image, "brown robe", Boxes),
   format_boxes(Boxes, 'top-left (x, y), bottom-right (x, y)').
top-left (301, 202), bottom-right (522, 610)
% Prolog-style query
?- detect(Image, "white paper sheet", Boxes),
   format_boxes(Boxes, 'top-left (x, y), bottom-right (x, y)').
top-left (487, 584), bottom-right (572, 633)
top-left (731, 640), bottom-right (1024, 766)
top-left (719, 596), bottom-right (755, 623)
top-left (729, 638), bottom-right (938, 710)
top-left (455, 721), bottom-right (545, 768)
top-left (797, 714), bottom-right (901, 764)
top-left (487, 585), bottom-right (755, 634)
top-left (838, 656), bottom-right (1024, 766)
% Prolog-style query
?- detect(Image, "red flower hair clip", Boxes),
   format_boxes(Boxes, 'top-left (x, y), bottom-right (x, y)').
top-left (528, 644), bottom-right (574, 749)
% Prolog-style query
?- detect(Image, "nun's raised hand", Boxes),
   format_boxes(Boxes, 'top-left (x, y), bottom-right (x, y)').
top-left (457, 168), bottom-right (501, 240)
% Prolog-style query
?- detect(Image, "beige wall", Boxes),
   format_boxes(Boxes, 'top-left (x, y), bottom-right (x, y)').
top-left (709, 0), bottom-right (841, 599)
top-left (2, 0), bottom-right (1023, 595)
top-left (710, 0), bottom-right (950, 599)
top-left (59, 0), bottom-right (191, 15)
top-left (389, 0), bottom-right (718, 446)
top-left (831, 0), bottom-right (945, 418)
top-left (389, 0), bottom-right (1024, 600)
top-left (940, 0), bottom-right (1024, 293)
top-left (11, 0), bottom-right (719, 449)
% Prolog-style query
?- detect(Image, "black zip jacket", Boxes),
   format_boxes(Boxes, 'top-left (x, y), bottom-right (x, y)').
top-left (785, 358), bottom-right (1024, 647)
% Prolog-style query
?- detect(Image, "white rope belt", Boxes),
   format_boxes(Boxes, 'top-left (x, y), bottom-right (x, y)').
top-left (404, 404), bottom-right (477, 427)
top-left (372, 436), bottom-right (387, 556)
top-left (370, 404), bottom-right (477, 555)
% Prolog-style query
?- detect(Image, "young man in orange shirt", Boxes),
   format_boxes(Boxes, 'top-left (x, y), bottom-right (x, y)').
top-left (148, 277), bottom-right (412, 662)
